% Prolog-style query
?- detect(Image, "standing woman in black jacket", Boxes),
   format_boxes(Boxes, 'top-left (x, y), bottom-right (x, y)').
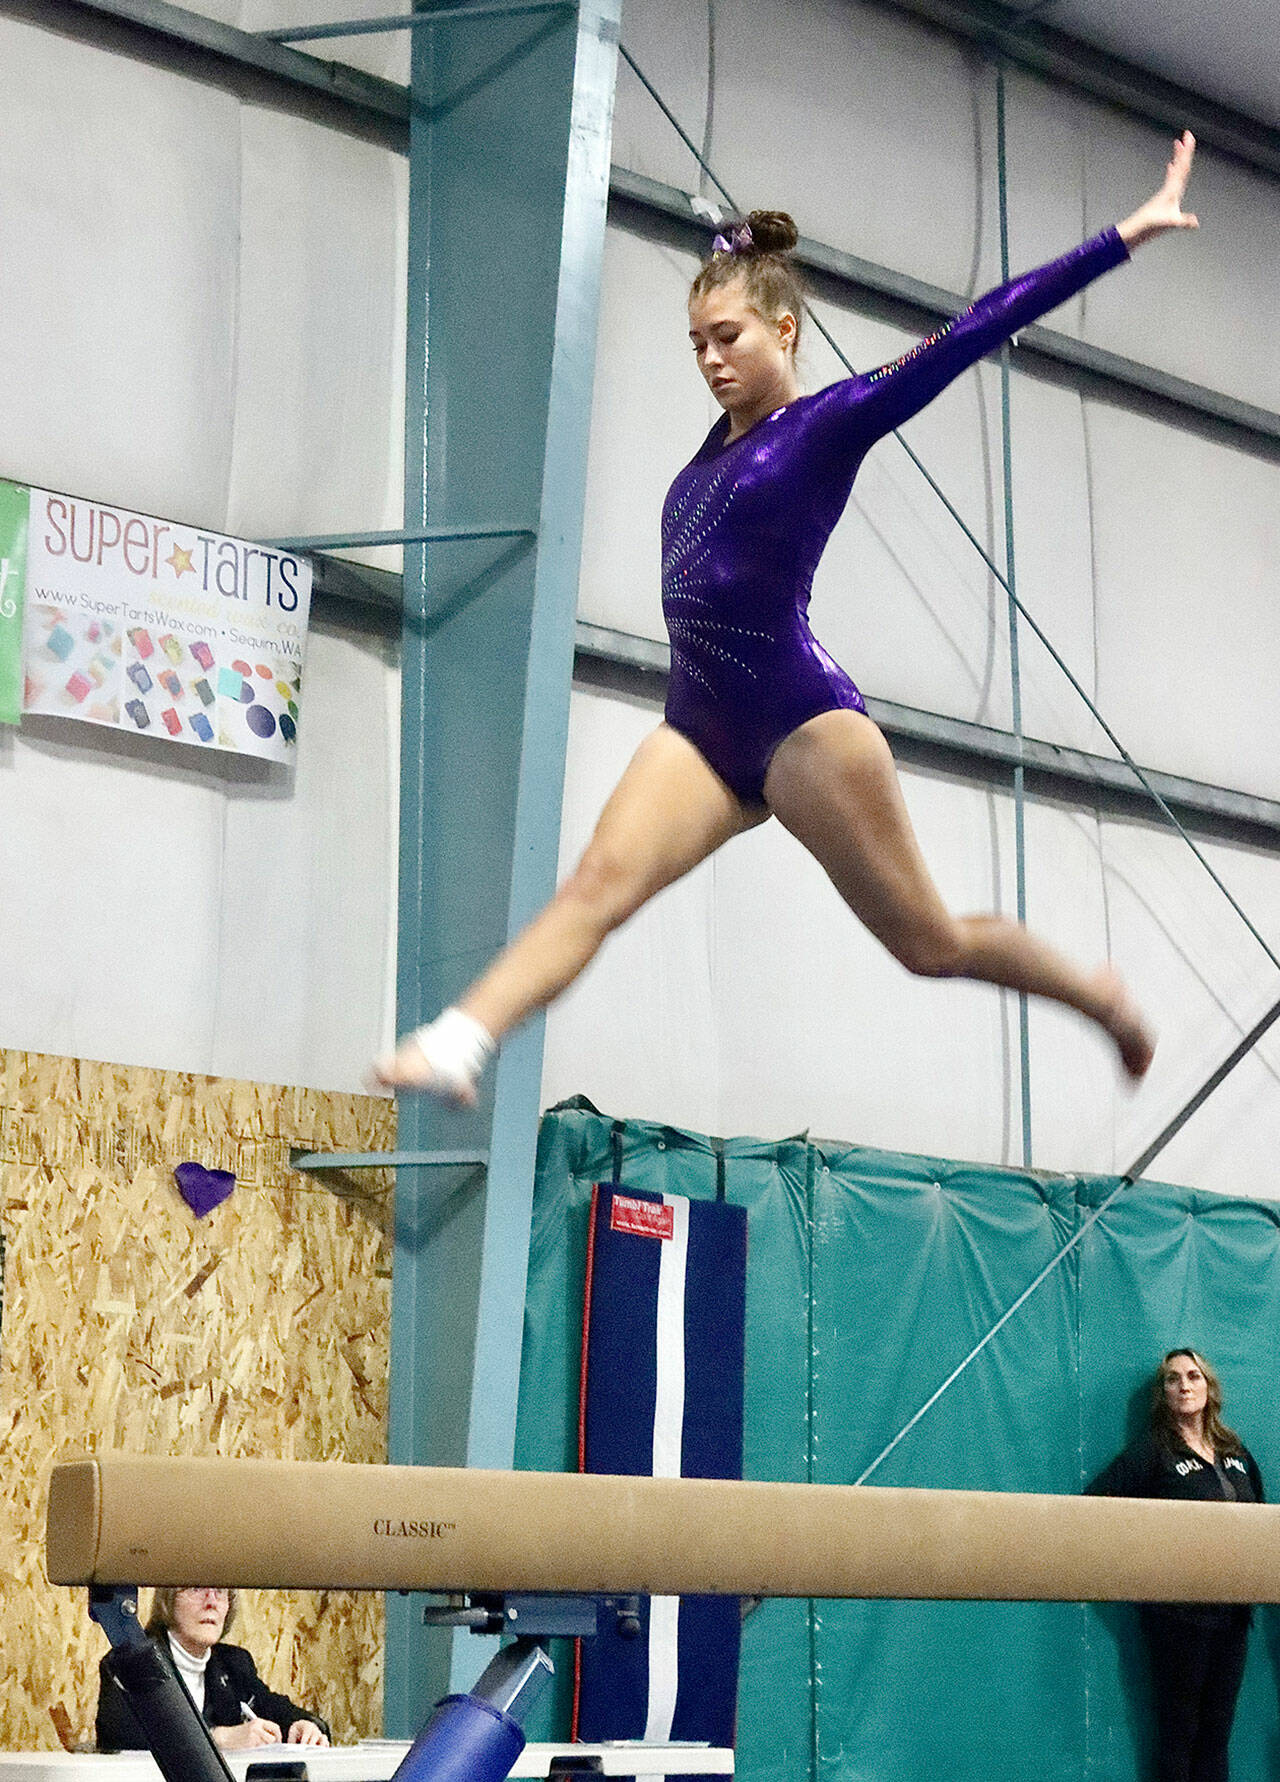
top-left (1089, 1349), bottom-right (1264, 1782)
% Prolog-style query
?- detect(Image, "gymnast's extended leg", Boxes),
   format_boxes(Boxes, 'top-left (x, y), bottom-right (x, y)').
top-left (763, 708), bottom-right (1154, 1077)
top-left (374, 724), bottom-right (764, 1099)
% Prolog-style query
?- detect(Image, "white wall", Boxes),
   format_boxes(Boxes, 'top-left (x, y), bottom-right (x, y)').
top-left (0, 609), bottom-right (399, 1084)
top-left (0, 13), bottom-right (406, 545)
top-left (539, 683), bottom-right (1280, 1191)
top-left (0, 6), bottom-right (405, 1088)
top-left (4, 0), bottom-right (1280, 1199)
top-left (544, 0), bottom-right (1280, 1191)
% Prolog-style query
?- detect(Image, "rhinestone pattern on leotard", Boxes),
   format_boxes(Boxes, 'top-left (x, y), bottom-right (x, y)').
top-left (660, 227), bottom-right (1129, 804)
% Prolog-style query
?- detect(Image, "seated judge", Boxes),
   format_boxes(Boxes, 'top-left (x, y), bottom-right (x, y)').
top-left (96, 1586), bottom-right (330, 1752)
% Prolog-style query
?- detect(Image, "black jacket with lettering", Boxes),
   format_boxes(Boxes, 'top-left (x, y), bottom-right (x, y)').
top-left (1087, 1432), bottom-right (1264, 1506)
top-left (1087, 1432), bottom-right (1264, 1622)
top-left (96, 1637), bottom-right (329, 1752)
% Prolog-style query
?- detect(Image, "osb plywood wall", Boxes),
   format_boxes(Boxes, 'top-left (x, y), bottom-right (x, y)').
top-left (0, 1049), bottom-right (395, 1752)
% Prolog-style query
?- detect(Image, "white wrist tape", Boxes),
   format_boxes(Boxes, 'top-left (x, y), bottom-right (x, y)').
top-left (409, 1007), bottom-right (495, 1103)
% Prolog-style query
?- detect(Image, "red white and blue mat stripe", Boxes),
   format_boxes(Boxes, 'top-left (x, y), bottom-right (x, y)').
top-left (575, 1183), bottom-right (747, 1767)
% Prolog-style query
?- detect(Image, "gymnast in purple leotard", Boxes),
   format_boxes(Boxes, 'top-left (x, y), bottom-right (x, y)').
top-left (662, 227), bottom-right (1127, 806)
top-left (378, 134), bottom-right (1201, 1105)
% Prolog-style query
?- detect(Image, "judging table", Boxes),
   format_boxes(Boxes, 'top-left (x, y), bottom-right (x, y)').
top-left (0, 1744), bottom-right (734, 1779)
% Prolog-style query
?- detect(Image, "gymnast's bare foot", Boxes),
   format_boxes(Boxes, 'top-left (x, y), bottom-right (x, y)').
top-left (370, 1008), bottom-right (494, 1106)
top-left (1092, 966), bottom-right (1156, 1081)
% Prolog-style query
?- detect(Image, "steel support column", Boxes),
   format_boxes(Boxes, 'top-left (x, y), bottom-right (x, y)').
top-left (386, 0), bottom-right (619, 1735)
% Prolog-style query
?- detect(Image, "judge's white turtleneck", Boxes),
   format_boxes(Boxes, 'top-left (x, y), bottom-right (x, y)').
top-left (167, 1633), bottom-right (212, 1715)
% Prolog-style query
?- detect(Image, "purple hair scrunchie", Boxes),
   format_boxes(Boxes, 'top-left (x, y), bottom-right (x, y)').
top-left (711, 221), bottom-right (754, 257)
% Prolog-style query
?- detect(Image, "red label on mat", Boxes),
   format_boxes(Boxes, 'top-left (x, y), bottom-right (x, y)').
top-left (610, 1194), bottom-right (674, 1240)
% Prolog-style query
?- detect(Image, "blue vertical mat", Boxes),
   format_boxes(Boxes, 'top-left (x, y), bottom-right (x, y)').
top-left (576, 1182), bottom-right (746, 1763)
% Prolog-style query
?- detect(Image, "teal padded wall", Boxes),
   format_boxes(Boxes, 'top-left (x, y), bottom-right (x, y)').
top-left (514, 1100), bottom-right (1280, 1782)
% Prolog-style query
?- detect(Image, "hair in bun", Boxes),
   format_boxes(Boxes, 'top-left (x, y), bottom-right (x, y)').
top-left (691, 207), bottom-right (805, 351)
top-left (741, 210), bottom-right (799, 255)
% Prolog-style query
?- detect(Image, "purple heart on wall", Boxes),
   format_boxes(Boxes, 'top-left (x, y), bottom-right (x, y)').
top-left (174, 1162), bottom-right (236, 1218)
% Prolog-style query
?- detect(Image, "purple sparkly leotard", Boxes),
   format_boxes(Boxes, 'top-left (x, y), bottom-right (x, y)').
top-left (661, 227), bottom-right (1129, 804)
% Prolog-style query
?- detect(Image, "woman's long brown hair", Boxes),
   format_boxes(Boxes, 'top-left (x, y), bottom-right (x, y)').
top-left (1150, 1348), bottom-right (1244, 1456)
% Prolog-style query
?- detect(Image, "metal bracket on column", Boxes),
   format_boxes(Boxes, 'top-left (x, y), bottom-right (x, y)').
top-left (391, 1596), bottom-right (640, 1779)
top-left (290, 1148), bottom-right (488, 1171)
top-left (260, 524), bottom-right (536, 551)
top-left (290, 1149), bottom-right (488, 1229)
top-left (260, 2), bottom-right (572, 44)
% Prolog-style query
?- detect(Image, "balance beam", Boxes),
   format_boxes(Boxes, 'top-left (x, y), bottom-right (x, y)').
top-left (46, 1455), bottom-right (1280, 1602)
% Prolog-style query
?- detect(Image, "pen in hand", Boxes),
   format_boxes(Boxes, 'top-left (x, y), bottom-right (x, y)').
top-left (231, 1701), bottom-right (282, 1747)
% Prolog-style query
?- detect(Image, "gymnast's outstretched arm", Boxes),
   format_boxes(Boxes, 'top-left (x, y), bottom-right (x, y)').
top-left (809, 130), bottom-right (1199, 449)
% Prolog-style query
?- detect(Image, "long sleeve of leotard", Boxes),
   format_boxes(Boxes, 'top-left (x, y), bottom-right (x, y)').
top-left (808, 226), bottom-right (1129, 453)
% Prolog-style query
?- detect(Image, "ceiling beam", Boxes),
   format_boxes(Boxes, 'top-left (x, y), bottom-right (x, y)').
top-left (0, 0), bottom-right (409, 147)
top-left (12, 0), bottom-right (1280, 186)
top-left (873, 0), bottom-right (1280, 181)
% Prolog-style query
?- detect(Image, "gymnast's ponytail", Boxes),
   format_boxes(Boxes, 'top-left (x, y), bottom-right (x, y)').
top-left (690, 208), bottom-right (805, 352)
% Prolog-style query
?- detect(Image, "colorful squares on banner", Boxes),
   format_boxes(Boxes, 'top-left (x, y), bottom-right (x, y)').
top-left (23, 607), bottom-right (123, 723)
top-left (118, 624), bottom-right (219, 747)
top-left (26, 600), bottom-right (301, 758)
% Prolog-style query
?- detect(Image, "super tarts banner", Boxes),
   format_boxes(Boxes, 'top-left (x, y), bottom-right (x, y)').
top-left (8, 480), bottom-right (311, 762)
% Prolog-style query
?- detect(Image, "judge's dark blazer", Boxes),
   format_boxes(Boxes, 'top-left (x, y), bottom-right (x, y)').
top-left (96, 1637), bottom-right (329, 1751)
